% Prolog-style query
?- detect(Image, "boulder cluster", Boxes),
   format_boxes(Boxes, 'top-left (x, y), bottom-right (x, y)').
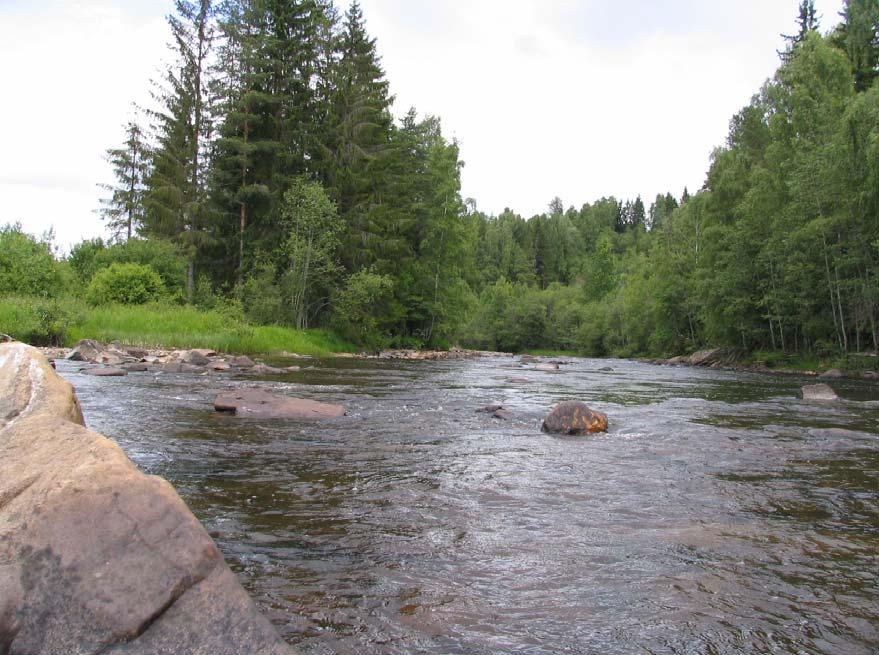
top-left (67, 339), bottom-right (301, 377)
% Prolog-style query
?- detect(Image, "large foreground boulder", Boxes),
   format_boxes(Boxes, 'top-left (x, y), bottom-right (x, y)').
top-left (0, 343), bottom-right (294, 655)
top-left (542, 401), bottom-right (608, 435)
top-left (215, 389), bottom-right (345, 419)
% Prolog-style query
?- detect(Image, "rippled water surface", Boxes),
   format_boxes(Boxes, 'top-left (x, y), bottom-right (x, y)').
top-left (57, 356), bottom-right (879, 654)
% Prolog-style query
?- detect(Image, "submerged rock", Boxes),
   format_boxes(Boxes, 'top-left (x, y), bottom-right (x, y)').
top-left (818, 368), bottom-right (844, 379)
top-left (799, 383), bottom-right (839, 402)
top-left (214, 389), bottom-right (346, 419)
top-left (80, 367), bottom-right (128, 377)
top-left (0, 342), bottom-right (294, 654)
top-left (542, 401), bottom-right (608, 435)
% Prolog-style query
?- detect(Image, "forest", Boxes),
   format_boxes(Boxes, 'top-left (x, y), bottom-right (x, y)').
top-left (2, 0), bottom-right (879, 360)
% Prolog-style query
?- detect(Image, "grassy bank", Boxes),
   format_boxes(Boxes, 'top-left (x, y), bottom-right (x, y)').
top-left (0, 297), bottom-right (354, 357)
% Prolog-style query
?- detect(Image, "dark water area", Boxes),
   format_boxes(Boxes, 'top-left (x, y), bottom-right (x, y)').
top-left (56, 356), bottom-right (879, 654)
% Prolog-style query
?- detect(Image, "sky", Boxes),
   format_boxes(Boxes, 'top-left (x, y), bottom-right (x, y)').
top-left (0, 0), bottom-right (845, 250)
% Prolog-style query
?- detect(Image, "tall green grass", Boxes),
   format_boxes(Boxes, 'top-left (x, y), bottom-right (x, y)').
top-left (1, 297), bottom-right (354, 356)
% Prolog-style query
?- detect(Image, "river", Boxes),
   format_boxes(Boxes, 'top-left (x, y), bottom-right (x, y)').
top-left (56, 355), bottom-right (879, 654)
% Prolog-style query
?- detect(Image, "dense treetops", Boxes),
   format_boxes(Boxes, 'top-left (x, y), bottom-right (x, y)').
top-left (67, 0), bottom-right (879, 354)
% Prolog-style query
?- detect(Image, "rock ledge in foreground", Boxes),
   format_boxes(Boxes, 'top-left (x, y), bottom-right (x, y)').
top-left (215, 389), bottom-right (345, 419)
top-left (0, 342), bottom-right (294, 655)
top-left (542, 400), bottom-right (608, 435)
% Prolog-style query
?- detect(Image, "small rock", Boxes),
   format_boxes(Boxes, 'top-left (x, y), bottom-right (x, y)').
top-left (476, 404), bottom-right (504, 413)
top-left (182, 350), bottom-right (211, 366)
top-left (535, 363), bottom-right (560, 372)
top-left (230, 355), bottom-right (256, 369)
top-left (285, 365), bottom-right (301, 372)
top-left (818, 368), bottom-right (844, 379)
top-left (121, 362), bottom-right (149, 372)
top-left (67, 339), bottom-right (105, 362)
top-left (799, 383), bottom-right (839, 402)
top-left (492, 409), bottom-right (513, 420)
top-left (214, 390), bottom-right (345, 419)
top-left (542, 401), bottom-right (608, 435)
top-left (125, 346), bottom-right (150, 359)
top-left (598, 367), bottom-right (614, 372)
top-left (862, 370), bottom-right (879, 381)
top-left (209, 361), bottom-right (231, 371)
top-left (81, 367), bottom-right (128, 377)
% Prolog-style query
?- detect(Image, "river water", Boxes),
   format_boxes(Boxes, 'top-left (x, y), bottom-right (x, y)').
top-left (56, 356), bottom-right (879, 654)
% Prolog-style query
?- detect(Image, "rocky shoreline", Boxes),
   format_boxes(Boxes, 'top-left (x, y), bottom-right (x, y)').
top-left (0, 342), bottom-right (295, 654)
top-left (643, 347), bottom-right (879, 381)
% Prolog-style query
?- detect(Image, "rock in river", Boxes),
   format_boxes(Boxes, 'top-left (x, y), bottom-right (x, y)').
top-left (215, 389), bottom-right (346, 419)
top-left (800, 383), bottom-right (839, 401)
top-left (0, 342), bottom-right (294, 654)
top-left (80, 366), bottom-right (128, 377)
top-left (542, 401), bottom-right (608, 435)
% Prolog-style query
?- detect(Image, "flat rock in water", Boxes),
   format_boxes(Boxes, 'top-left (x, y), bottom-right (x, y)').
top-left (476, 404), bottom-right (504, 413)
top-left (542, 401), bottom-right (608, 435)
top-left (81, 367), bottom-right (128, 377)
top-left (818, 368), bottom-right (844, 379)
top-left (492, 409), bottom-right (513, 420)
top-left (215, 390), bottom-right (345, 419)
top-left (800, 383), bottom-right (839, 401)
top-left (121, 362), bottom-right (149, 372)
top-left (250, 363), bottom-right (286, 375)
top-left (209, 361), bottom-right (231, 371)
top-left (534, 363), bottom-right (560, 372)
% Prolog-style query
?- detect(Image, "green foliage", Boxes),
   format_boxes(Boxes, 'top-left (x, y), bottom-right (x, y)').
top-left (0, 296), bottom-right (81, 346)
top-left (235, 261), bottom-right (284, 326)
top-left (86, 263), bottom-right (165, 306)
top-left (0, 224), bottom-right (61, 297)
top-left (66, 302), bottom-right (354, 356)
top-left (332, 270), bottom-right (395, 350)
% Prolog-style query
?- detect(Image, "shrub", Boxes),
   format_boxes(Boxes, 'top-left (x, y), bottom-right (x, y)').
top-left (0, 296), bottom-right (80, 346)
top-left (0, 224), bottom-right (61, 297)
top-left (86, 263), bottom-right (164, 305)
top-left (331, 270), bottom-right (395, 351)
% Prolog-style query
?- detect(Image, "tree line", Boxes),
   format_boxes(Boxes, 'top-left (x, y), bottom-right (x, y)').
top-left (90, 0), bottom-right (878, 355)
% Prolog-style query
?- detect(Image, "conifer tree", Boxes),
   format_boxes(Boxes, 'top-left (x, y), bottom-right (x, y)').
top-left (840, 0), bottom-right (879, 91)
top-left (144, 0), bottom-right (216, 301)
top-left (322, 1), bottom-right (394, 271)
top-left (781, 0), bottom-right (820, 59)
top-left (98, 113), bottom-right (150, 241)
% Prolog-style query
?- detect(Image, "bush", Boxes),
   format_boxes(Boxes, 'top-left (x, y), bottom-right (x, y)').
top-left (0, 224), bottom-right (61, 297)
top-left (68, 237), bottom-right (186, 298)
top-left (235, 262), bottom-right (284, 325)
top-left (0, 296), bottom-right (80, 346)
top-left (86, 263), bottom-right (164, 305)
top-left (331, 270), bottom-right (395, 351)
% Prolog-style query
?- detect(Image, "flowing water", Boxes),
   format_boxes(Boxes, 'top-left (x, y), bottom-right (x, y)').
top-left (56, 356), bottom-right (879, 654)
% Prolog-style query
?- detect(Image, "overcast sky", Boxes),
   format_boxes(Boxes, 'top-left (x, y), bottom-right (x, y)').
top-left (0, 0), bottom-right (845, 250)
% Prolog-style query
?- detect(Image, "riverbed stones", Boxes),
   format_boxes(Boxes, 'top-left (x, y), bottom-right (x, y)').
top-left (0, 342), bottom-right (294, 654)
top-left (542, 401), bottom-right (608, 435)
top-left (214, 389), bottom-right (346, 419)
top-left (799, 383), bottom-right (839, 401)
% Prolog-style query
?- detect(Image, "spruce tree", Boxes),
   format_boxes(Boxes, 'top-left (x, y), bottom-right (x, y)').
top-left (840, 0), bottom-right (879, 91)
top-left (781, 0), bottom-right (820, 58)
top-left (98, 113), bottom-right (150, 241)
top-left (322, 1), bottom-right (395, 272)
top-left (143, 0), bottom-right (216, 301)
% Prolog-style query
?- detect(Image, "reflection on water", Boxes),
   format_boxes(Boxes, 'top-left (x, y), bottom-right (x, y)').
top-left (58, 356), bottom-right (879, 654)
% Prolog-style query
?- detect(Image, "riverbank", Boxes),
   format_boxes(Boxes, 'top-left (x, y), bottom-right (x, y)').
top-left (1, 297), bottom-right (355, 357)
top-left (644, 347), bottom-right (879, 381)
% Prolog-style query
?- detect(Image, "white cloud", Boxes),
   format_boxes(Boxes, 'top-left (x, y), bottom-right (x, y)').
top-left (1, 0), bottom-right (845, 247)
